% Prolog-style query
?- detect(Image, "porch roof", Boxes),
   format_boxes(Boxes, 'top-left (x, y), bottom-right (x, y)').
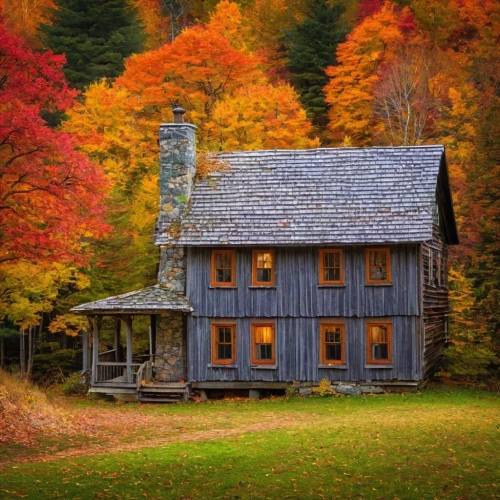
top-left (70, 285), bottom-right (192, 315)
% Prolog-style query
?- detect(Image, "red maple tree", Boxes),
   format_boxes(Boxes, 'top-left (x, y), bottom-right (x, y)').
top-left (0, 18), bottom-right (109, 264)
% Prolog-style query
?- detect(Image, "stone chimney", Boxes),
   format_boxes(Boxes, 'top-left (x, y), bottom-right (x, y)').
top-left (157, 106), bottom-right (197, 293)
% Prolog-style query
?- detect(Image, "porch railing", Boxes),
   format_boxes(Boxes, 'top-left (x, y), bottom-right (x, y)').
top-left (95, 362), bottom-right (142, 384)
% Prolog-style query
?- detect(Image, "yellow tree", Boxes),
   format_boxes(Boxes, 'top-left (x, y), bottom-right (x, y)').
top-left (65, 3), bottom-right (318, 297)
top-left (0, 0), bottom-right (56, 47)
top-left (207, 83), bottom-right (319, 151)
top-left (0, 261), bottom-right (89, 376)
top-left (324, 1), bottom-right (418, 145)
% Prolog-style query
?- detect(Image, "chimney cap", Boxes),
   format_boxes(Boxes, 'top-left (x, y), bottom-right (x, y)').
top-left (172, 105), bottom-right (186, 123)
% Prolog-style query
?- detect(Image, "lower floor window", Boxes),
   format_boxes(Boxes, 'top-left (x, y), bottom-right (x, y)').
top-left (251, 323), bottom-right (275, 365)
top-left (366, 321), bottom-right (392, 364)
top-left (320, 322), bottom-right (345, 364)
top-left (211, 323), bottom-right (236, 364)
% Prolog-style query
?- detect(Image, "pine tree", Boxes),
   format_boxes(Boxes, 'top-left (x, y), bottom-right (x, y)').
top-left (42, 0), bottom-right (145, 90)
top-left (284, 0), bottom-right (348, 129)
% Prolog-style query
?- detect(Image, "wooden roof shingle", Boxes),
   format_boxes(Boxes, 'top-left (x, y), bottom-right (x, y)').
top-left (71, 285), bottom-right (191, 315)
top-left (155, 146), bottom-right (457, 246)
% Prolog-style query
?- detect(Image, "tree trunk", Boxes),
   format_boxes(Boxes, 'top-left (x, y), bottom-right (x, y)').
top-left (27, 327), bottom-right (33, 377)
top-left (20, 330), bottom-right (25, 376)
top-left (0, 337), bottom-right (4, 369)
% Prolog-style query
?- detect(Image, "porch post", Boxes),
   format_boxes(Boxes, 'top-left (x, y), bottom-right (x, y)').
top-left (124, 316), bottom-right (133, 383)
top-left (149, 314), bottom-right (156, 361)
top-left (91, 316), bottom-right (100, 385)
top-left (114, 318), bottom-right (121, 362)
top-left (82, 329), bottom-right (89, 374)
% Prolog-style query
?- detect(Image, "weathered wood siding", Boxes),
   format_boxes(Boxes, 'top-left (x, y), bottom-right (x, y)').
top-left (422, 226), bottom-right (449, 379)
top-left (186, 245), bottom-right (421, 383)
top-left (187, 316), bottom-right (420, 383)
top-left (188, 246), bottom-right (419, 318)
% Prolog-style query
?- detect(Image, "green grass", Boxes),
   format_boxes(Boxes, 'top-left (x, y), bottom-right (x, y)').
top-left (1, 388), bottom-right (499, 499)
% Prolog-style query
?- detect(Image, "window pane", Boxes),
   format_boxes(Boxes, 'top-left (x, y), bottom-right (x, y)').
top-left (218, 344), bottom-right (232, 360)
top-left (324, 252), bottom-right (339, 268)
top-left (257, 344), bottom-right (272, 360)
top-left (369, 265), bottom-right (387, 280)
top-left (325, 331), bottom-right (341, 343)
top-left (326, 344), bottom-right (342, 361)
top-left (325, 268), bottom-right (340, 282)
top-left (371, 343), bottom-right (388, 360)
top-left (371, 326), bottom-right (387, 343)
top-left (257, 252), bottom-right (272, 268)
top-left (254, 326), bottom-right (273, 343)
top-left (257, 268), bottom-right (271, 282)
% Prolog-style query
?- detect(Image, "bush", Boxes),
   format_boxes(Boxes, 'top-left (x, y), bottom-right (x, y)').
top-left (62, 372), bottom-right (87, 396)
top-left (31, 344), bottom-right (82, 386)
top-left (312, 378), bottom-right (335, 397)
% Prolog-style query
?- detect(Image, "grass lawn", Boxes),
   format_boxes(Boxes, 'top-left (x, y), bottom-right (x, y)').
top-left (1, 387), bottom-right (499, 499)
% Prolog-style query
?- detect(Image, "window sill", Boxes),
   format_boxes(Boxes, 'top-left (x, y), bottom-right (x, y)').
top-left (365, 283), bottom-right (393, 287)
top-left (208, 363), bottom-right (238, 368)
top-left (209, 286), bottom-right (237, 289)
top-left (317, 284), bottom-right (346, 288)
top-left (364, 364), bottom-right (393, 369)
top-left (250, 365), bottom-right (277, 370)
top-left (318, 364), bottom-right (348, 369)
top-left (248, 286), bottom-right (277, 289)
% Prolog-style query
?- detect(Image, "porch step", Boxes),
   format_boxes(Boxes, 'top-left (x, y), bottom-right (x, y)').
top-left (138, 382), bottom-right (190, 403)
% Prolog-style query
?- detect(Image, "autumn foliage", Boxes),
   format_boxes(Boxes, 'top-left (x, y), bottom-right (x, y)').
top-left (0, 20), bottom-right (108, 264)
top-left (0, 0), bottom-right (498, 381)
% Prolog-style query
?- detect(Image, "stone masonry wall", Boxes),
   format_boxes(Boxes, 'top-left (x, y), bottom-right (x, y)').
top-left (157, 123), bottom-right (196, 291)
top-left (154, 312), bottom-right (186, 382)
top-left (154, 123), bottom-right (196, 381)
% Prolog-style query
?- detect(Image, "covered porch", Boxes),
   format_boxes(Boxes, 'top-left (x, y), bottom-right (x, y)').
top-left (71, 285), bottom-right (192, 401)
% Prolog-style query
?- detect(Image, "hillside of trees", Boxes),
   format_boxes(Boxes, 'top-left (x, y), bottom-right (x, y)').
top-left (0, 0), bottom-right (498, 383)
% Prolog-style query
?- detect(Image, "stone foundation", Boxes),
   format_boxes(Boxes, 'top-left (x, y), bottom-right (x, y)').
top-left (154, 312), bottom-right (186, 382)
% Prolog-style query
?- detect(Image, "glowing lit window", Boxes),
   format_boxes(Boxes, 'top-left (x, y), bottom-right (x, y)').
top-left (366, 322), bottom-right (392, 364)
top-left (252, 250), bottom-right (275, 286)
top-left (251, 323), bottom-right (275, 365)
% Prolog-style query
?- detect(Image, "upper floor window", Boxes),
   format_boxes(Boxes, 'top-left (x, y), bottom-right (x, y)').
top-left (319, 249), bottom-right (344, 285)
top-left (320, 322), bottom-right (345, 365)
top-left (211, 249), bottom-right (236, 287)
top-left (366, 321), bottom-right (392, 364)
top-left (251, 323), bottom-right (275, 365)
top-left (366, 247), bottom-right (391, 284)
top-left (252, 249), bottom-right (275, 286)
top-left (211, 323), bottom-right (236, 365)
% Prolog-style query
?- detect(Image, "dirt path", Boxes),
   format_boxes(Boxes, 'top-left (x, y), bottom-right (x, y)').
top-left (5, 405), bottom-right (310, 465)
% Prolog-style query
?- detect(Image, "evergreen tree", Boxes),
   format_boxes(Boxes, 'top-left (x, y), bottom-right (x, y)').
top-left (42, 0), bottom-right (145, 90)
top-left (284, 0), bottom-right (348, 129)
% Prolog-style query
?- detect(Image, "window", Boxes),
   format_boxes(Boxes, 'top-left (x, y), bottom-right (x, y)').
top-left (211, 250), bottom-right (236, 287)
top-left (366, 248), bottom-right (391, 284)
top-left (211, 323), bottom-right (236, 364)
top-left (428, 247), bottom-right (444, 288)
top-left (251, 323), bottom-right (275, 365)
top-left (366, 322), bottom-right (392, 364)
top-left (319, 249), bottom-right (344, 285)
top-left (252, 250), bottom-right (275, 286)
top-left (320, 322), bottom-right (345, 365)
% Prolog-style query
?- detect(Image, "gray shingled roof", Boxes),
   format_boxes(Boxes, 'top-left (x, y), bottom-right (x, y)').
top-left (71, 285), bottom-right (191, 315)
top-left (156, 146), bottom-right (451, 246)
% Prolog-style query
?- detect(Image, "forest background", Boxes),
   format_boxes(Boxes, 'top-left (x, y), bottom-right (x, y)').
top-left (0, 0), bottom-right (498, 385)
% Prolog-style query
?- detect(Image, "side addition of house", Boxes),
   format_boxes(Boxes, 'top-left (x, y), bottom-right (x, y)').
top-left (72, 109), bottom-right (459, 401)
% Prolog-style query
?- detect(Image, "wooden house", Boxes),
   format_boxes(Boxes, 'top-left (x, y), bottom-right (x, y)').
top-left (72, 110), bottom-right (459, 401)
